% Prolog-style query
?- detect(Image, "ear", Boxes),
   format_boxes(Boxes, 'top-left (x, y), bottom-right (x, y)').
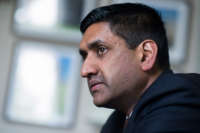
top-left (137, 40), bottom-right (158, 71)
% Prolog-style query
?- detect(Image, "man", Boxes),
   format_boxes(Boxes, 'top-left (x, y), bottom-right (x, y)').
top-left (79, 3), bottom-right (200, 133)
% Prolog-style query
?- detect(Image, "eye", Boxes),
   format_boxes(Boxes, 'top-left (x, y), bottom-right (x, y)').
top-left (79, 50), bottom-right (87, 61)
top-left (97, 46), bottom-right (107, 57)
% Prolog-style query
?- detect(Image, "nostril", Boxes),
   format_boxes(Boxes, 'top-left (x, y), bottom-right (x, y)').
top-left (81, 63), bottom-right (98, 78)
top-left (81, 67), bottom-right (88, 77)
top-left (81, 65), bottom-right (91, 78)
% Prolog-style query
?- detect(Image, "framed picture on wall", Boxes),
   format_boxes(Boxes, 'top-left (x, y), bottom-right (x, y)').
top-left (13, 0), bottom-right (85, 43)
top-left (114, 0), bottom-right (190, 64)
top-left (4, 41), bottom-right (81, 128)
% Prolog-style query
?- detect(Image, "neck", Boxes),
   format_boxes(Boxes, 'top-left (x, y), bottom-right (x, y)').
top-left (121, 68), bottom-right (163, 116)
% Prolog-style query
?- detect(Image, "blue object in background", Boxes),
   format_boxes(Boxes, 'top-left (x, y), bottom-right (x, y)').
top-left (58, 56), bottom-right (71, 83)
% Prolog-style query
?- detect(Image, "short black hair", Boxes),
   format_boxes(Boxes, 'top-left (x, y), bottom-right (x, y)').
top-left (80, 3), bottom-right (170, 70)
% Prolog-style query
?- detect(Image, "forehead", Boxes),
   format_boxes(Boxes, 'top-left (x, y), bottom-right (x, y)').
top-left (80, 22), bottom-right (118, 48)
top-left (83, 22), bottom-right (111, 38)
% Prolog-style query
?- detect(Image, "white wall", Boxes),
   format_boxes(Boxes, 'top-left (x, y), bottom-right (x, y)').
top-left (0, 0), bottom-right (200, 133)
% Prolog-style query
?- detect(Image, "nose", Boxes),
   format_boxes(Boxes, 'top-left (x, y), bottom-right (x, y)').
top-left (81, 55), bottom-right (98, 78)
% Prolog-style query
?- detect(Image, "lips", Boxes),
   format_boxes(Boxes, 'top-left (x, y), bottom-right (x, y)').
top-left (88, 79), bottom-right (104, 92)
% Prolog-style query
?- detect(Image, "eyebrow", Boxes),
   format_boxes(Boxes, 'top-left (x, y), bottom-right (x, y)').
top-left (79, 40), bottom-right (104, 57)
top-left (88, 40), bottom-right (104, 49)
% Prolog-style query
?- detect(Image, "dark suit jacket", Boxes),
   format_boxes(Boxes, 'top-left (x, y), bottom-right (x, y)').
top-left (101, 70), bottom-right (200, 133)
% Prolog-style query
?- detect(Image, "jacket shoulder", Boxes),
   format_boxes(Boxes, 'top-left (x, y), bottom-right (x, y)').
top-left (100, 111), bottom-right (125, 133)
top-left (129, 71), bottom-right (200, 133)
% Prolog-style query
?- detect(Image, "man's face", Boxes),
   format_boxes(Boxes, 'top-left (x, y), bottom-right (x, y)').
top-left (79, 22), bottom-right (144, 108)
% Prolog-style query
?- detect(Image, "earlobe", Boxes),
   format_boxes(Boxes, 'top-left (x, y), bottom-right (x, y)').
top-left (139, 40), bottom-right (158, 71)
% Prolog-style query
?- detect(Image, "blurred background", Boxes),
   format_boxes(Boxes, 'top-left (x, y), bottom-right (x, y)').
top-left (0, 0), bottom-right (199, 133)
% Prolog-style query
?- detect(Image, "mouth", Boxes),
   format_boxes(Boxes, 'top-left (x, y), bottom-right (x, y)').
top-left (88, 80), bottom-right (104, 93)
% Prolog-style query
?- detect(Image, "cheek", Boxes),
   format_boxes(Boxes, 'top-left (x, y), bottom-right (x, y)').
top-left (113, 65), bottom-right (135, 88)
top-left (103, 54), bottom-right (138, 88)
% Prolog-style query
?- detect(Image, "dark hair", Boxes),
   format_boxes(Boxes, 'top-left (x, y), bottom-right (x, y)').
top-left (80, 3), bottom-right (170, 70)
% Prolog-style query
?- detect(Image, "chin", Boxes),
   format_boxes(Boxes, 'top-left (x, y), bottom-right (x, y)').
top-left (93, 96), bottom-right (107, 107)
top-left (92, 92), bottom-right (115, 108)
top-left (93, 97), bottom-right (114, 109)
top-left (93, 99), bottom-right (105, 107)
